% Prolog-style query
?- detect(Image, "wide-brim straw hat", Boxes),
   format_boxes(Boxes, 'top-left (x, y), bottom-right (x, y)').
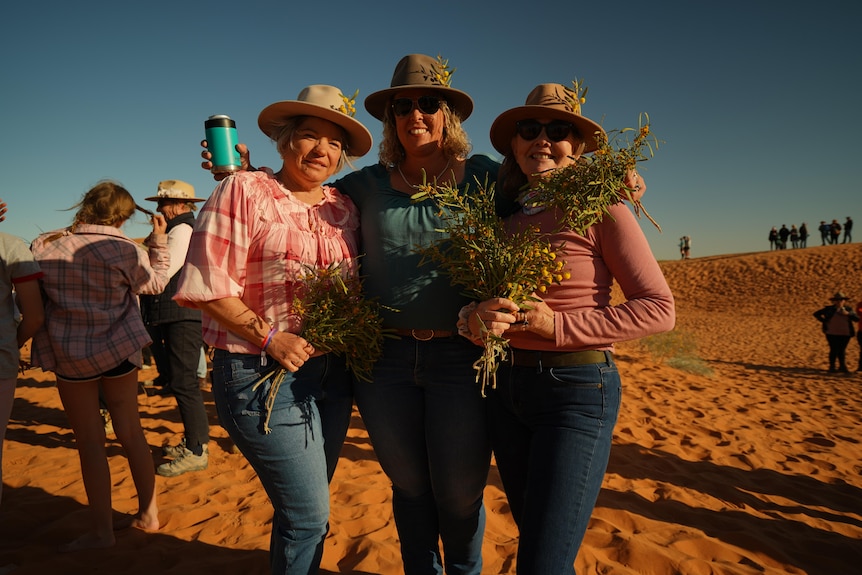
top-left (257, 85), bottom-right (373, 157)
top-left (145, 180), bottom-right (205, 202)
top-left (830, 292), bottom-right (850, 301)
top-left (490, 83), bottom-right (606, 156)
top-left (364, 54), bottom-right (474, 121)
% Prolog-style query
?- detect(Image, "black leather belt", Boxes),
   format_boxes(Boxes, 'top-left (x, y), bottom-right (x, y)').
top-left (510, 350), bottom-right (609, 367)
top-left (393, 329), bottom-right (456, 341)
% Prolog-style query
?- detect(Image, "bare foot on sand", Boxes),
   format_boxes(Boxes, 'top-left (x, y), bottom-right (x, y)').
top-left (58, 532), bottom-right (116, 553)
top-left (130, 513), bottom-right (159, 532)
top-left (112, 512), bottom-right (159, 532)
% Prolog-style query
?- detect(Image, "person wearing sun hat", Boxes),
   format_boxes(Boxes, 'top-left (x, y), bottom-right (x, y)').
top-left (139, 180), bottom-right (211, 477)
top-left (813, 291), bottom-right (858, 373)
top-left (175, 84), bottom-right (371, 575)
top-left (460, 81), bottom-right (674, 574)
top-left (334, 54), bottom-right (505, 575)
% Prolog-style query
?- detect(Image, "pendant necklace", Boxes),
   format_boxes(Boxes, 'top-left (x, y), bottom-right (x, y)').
top-left (396, 157), bottom-right (452, 189)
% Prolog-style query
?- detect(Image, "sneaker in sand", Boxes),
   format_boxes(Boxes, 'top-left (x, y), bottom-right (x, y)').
top-left (157, 444), bottom-right (208, 477)
top-left (162, 438), bottom-right (188, 459)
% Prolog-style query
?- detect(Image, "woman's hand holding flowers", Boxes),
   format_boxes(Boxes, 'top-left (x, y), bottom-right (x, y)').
top-left (458, 297), bottom-right (556, 342)
top-left (267, 331), bottom-right (315, 372)
top-left (624, 170), bottom-right (646, 202)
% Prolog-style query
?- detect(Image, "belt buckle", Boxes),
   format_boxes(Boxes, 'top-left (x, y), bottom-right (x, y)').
top-left (411, 329), bottom-right (434, 341)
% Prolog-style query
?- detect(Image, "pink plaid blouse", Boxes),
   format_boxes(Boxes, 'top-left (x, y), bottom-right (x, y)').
top-left (30, 225), bottom-right (170, 378)
top-left (174, 169), bottom-right (360, 354)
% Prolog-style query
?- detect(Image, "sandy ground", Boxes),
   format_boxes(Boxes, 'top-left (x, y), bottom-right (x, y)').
top-left (1, 242), bottom-right (860, 574)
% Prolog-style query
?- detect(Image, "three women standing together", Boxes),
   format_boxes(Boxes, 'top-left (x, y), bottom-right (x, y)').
top-left (192, 53), bottom-right (674, 575)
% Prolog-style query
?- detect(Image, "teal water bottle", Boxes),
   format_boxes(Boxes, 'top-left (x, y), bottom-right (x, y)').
top-left (205, 115), bottom-right (241, 174)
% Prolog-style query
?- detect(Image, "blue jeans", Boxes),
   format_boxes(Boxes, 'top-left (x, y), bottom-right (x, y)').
top-left (353, 336), bottom-right (490, 575)
top-left (212, 350), bottom-right (351, 575)
top-left (487, 353), bottom-right (622, 575)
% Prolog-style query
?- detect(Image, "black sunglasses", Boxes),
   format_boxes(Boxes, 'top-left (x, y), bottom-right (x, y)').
top-left (391, 96), bottom-right (443, 117)
top-left (515, 119), bottom-right (575, 142)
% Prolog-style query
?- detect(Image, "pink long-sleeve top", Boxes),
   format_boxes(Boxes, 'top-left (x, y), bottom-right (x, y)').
top-left (504, 202), bottom-right (675, 352)
top-left (174, 169), bottom-right (360, 354)
top-left (30, 224), bottom-right (170, 378)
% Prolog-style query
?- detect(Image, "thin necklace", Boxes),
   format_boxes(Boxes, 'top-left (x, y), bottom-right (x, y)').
top-left (396, 157), bottom-right (452, 189)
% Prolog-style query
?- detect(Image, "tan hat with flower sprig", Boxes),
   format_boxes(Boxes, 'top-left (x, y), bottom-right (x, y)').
top-left (364, 54), bottom-right (474, 121)
top-left (258, 85), bottom-right (373, 157)
top-left (490, 82), bottom-right (606, 156)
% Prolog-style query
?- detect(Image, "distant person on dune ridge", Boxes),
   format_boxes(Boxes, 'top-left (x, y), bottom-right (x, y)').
top-left (829, 219), bottom-right (841, 245)
top-left (778, 224), bottom-right (789, 249)
top-left (843, 216), bottom-right (853, 243)
top-left (813, 292), bottom-right (858, 374)
top-left (799, 222), bottom-right (808, 248)
top-left (768, 227), bottom-right (778, 251)
top-left (818, 220), bottom-right (829, 245)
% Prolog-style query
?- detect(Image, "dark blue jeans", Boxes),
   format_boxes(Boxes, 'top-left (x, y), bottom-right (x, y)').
top-left (487, 353), bottom-right (621, 575)
top-left (212, 350), bottom-right (352, 575)
top-left (353, 336), bottom-right (490, 575)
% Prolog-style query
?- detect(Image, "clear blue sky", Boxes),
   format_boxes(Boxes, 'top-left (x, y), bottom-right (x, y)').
top-left (2, 0), bottom-right (859, 261)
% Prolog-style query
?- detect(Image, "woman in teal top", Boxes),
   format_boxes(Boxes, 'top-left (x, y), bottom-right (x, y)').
top-left (334, 55), bottom-right (507, 575)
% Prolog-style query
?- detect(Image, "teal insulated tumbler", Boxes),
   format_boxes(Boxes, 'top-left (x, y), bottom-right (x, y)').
top-left (205, 115), bottom-right (241, 174)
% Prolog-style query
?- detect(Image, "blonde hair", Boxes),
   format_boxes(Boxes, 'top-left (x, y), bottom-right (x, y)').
top-left (72, 181), bottom-right (136, 227)
top-left (378, 99), bottom-right (471, 167)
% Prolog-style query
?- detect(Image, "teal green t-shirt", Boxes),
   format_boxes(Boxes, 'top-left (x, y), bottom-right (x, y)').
top-left (334, 155), bottom-right (511, 331)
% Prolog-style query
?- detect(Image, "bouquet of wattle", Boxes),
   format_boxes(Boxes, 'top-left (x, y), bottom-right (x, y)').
top-left (254, 261), bottom-right (389, 433)
top-left (411, 176), bottom-right (567, 395)
top-left (525, 115), bottom-right (662, 235)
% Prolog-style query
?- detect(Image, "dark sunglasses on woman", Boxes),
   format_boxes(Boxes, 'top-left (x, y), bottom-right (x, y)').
top-left (516, 119), bottom-right (576, 142)
top-left (391, 96), bottom-right (443, 117)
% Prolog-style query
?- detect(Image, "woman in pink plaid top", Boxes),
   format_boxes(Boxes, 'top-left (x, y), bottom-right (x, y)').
top-left (30, 181), bottom-right (170, 551)
top-left (176, 85), bottom-right (373, 575)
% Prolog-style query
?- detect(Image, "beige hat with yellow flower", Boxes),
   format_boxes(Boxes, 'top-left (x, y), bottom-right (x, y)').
top-left (490, 83), bottom-right (606, 156)
top-left (257, 85), bottom-right (372, 157)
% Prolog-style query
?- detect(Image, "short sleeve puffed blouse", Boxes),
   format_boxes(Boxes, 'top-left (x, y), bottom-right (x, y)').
top-left (175, 168), bottom-right (360, 354)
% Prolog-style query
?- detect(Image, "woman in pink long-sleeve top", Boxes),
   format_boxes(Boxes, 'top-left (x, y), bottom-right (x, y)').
top-left (31, 181), bottom-right (169, 551)
top-left (460, 84), bottom-right (675, 575)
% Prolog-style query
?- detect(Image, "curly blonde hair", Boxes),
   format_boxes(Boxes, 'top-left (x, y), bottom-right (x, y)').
top-left (377, 99), bottom-right (472, 167)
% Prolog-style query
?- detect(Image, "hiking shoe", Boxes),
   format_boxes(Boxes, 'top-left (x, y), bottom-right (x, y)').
top-left (100, 409), bottom-right (114, 436)
top-left (157, 444), bottom-right (208, 477)
top-left (162, 438), bottom-right (188, 458)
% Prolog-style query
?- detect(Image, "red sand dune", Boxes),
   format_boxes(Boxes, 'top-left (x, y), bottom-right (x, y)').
top-left (1, 243), bottom-right (860, 574)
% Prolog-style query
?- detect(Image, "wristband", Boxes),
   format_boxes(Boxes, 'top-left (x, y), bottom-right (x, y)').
top-left (261, 327), bottom-right (277, 351)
